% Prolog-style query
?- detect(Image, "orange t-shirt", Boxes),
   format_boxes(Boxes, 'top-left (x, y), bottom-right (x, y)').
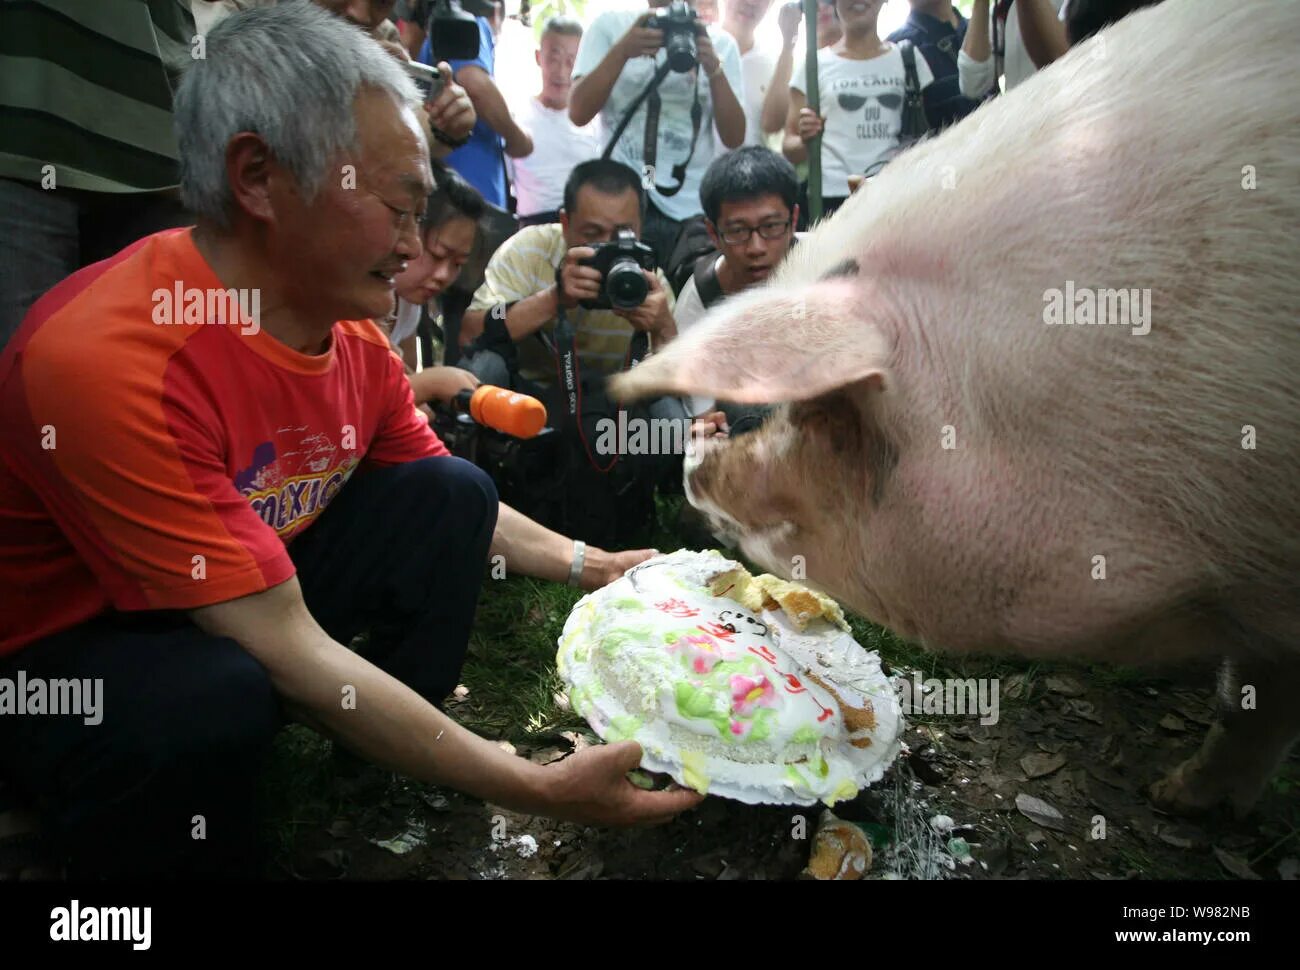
top-left (0, 228), bottom-right (449, 655)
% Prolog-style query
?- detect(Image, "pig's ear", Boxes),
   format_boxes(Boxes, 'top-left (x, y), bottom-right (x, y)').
top-left (611, 280), bottom-right (888, 404)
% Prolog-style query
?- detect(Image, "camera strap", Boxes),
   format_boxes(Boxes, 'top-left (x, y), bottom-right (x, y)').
top-left (643, 72), bottom-right (703, 197)
top-left (550, 265), bottom-right (651, 473)
top-left (600, 58), bottom-right (703, 198)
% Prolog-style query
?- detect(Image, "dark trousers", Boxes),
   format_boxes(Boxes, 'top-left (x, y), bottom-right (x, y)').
top-left (0, 456), bottom-right (497, 877)
top-left (0, 178), bottom-right (190, 352)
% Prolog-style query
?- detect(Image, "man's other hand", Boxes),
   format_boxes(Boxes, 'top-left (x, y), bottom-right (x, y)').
top-left (581, 546), bottom-right (657, 590)
top-left (545, 741), bottom-right (704, 826)
top-left (690, 410), bottom-right (730, 441)
top-left (427, 62), bottom-right (476, 142)
top-left (616, 13), bottom-right (664, 62)
top-left (696, 30), bottom-right (721, 77)
top-left (558, 246), bottom-right (603, 309)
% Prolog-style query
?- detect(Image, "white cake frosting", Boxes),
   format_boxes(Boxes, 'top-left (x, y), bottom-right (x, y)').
top-left (557, 550), bottom-right (904, 806)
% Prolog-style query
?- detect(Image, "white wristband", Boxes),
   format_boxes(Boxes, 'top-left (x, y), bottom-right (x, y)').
top-left (567, 540), bottom-right (587, 588)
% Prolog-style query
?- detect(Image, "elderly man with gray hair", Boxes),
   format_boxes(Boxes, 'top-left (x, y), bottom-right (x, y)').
top-left (0, 3), bottom-right (698, 879)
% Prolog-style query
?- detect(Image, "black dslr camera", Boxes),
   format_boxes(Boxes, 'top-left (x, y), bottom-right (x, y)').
top-left (647, 1), bottom-right (705, 73)
top-left (428, 0), bottom-right (484, 62)
top-left (578, 229), bottom-right (657, 311)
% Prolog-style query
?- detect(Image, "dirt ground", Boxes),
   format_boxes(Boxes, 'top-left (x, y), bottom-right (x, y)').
top-left (273, 658), bottom-right (1299, 882)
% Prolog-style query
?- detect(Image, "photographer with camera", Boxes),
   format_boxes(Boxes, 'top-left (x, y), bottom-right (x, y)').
top-left (568, 3), bottom-right (746, 273)
top-left (456, 159), bottom-right (688, 549)
top-left (459, 159), bottom-right (677, 394)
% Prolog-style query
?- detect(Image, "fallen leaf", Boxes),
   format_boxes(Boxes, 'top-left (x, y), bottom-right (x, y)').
top-left (1064, 699), bottom-right (1103, 724)
top-left (1155, 824), bottom-right (1206, 850)
top-left (560, 731), bottom-right (593, 754)
top-left (1278, 858), bottom-right (1299, 881)
top-left (1045, 675), bottom-right (1085, 697)
top-left (1016, 793), bottom-right (1068, 832)
top-left (453, 684), bottom-right (470, 699)
top-left (1213, 847), bottom-right (1261, 880)
top-left (496, 740), bottom-right (517, 756)
top-left (1158, 714), bottom-right (1186, 733)
top-left (1021, 752), bottom-right (1067, 779)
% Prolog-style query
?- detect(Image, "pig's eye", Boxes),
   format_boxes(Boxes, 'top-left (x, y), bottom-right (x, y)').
top-left (837, 93), bottom-right (867, 111)
top-left (876, 93), bottom-right (903, 111)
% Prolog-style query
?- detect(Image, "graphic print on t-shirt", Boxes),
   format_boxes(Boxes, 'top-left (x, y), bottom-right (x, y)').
top-left (234, 427), bottom-right (361, 538)
top-left (828, 71), bottom-right (908, 143)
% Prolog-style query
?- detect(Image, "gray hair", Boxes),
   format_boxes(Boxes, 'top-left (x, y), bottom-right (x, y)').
top-left (175, 1), bottom-right (421, 229)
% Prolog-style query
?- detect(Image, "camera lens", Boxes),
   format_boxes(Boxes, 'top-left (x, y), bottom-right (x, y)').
top-left (664, 30), bottom-right (697, 73)
top-left (606, 258), bottom-right (649, 309)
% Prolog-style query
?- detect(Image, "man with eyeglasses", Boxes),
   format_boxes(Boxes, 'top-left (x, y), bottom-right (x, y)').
top-left (673, 147), bottom-right (798, 427)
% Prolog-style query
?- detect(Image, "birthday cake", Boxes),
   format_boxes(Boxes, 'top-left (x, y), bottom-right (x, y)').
top-left (557, 550), bottom-right (904, 806)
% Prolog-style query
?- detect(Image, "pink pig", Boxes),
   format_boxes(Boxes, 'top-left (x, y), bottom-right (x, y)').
top-left (614, 0), bottom-right (1300, 817)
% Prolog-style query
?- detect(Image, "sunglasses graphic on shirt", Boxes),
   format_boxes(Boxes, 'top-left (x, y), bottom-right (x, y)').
top-left (837, 92), bottom-right (903, 111)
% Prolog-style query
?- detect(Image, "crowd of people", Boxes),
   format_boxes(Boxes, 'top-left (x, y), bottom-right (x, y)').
top-left (0, 0), bottom-right (1166, 878)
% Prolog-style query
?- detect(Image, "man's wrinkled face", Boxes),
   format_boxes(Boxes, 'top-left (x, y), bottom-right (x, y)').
top-left (396, 215), bottom-right (477, 306)
top-left (314, 0), bottom-right (397, 32)
top-left (537, 32), bottom-right (580, 100)
top-left (266, 86), bottom-right (433, 325)
top-left (711, 193), bottom-right (795, 287)
top-left (561, 185), bottom-right (643, 248)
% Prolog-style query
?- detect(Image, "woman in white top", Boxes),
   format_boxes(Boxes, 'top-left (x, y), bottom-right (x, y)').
top-left (782, 0), bottom-right (935, 219)
top-left (381, 162), bottom-right (484, 412)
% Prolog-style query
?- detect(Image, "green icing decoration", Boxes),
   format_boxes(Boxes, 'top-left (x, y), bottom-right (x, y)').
top-left (627, 769), bottom-right (655, 790)
top-left (747, 707), bottom-right (778, 744)
top-left (674, 682), bottom-right (731, 738)
top-left (607, 715), bottom-right (642, 742)
top-left (613, 598), bottom-right (645, 611)
top-left (675, 682), bottom-right (718, 720)
top-left (663, 630), bottom-right (680, 644)
top-left (600, 625), bottom-right (653, 656)
top-left (784, 765), bottom-right (808, 790)
top-left (791, 725), bottom-right (821, 745)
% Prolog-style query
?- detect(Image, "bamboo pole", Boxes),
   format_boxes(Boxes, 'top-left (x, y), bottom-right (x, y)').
top-left (803, 0), bottom-right (822, 225)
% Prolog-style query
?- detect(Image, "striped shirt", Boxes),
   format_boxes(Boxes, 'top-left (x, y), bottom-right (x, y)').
top-left (468, 223), bottom-right (674, 385)
top-left (0, 0), bottom-right (197, 193)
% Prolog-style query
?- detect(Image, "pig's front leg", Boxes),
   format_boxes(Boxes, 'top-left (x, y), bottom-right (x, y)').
top-left (1151, 655), bottom-right (1300, 818)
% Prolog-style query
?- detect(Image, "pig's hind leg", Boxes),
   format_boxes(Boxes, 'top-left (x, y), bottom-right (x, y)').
top-left (1150, 647), bottom-right (1300, 818)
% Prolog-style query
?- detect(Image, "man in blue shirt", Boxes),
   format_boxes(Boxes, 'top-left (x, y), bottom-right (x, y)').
top-left (887, 0), bottom-right (986, 130)
top-left (420, 13), bottom-right (531, 209)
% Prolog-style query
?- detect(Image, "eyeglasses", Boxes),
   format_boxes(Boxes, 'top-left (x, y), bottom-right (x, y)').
top-left (718, 219), bottom-right (792, 245)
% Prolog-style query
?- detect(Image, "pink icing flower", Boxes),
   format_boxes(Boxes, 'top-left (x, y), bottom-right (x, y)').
top-left (730, 720), bottom-right (749, 736)
top-left (730, 674), bottom-right (777, 716)
top-left (681, 634), bottom-right (723, 674)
